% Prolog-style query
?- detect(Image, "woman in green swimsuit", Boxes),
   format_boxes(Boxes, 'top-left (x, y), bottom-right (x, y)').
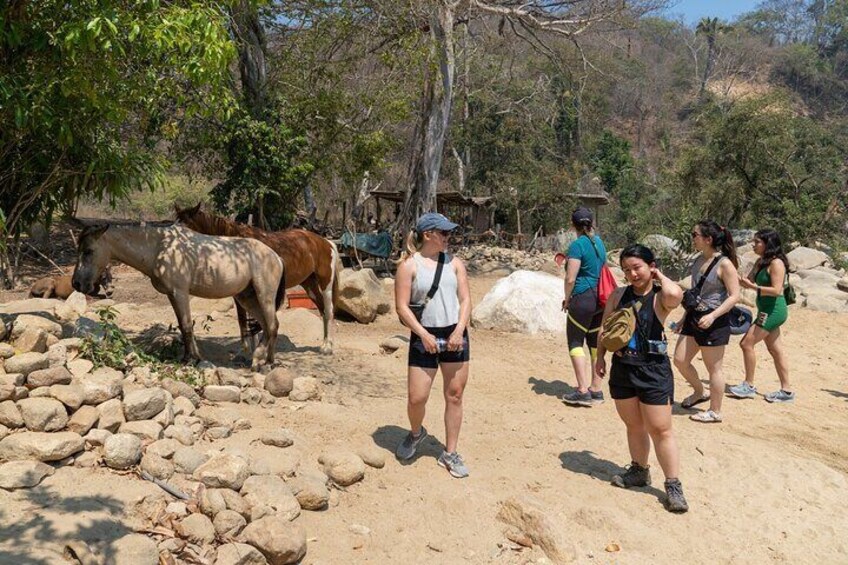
top-left (729, 229), bottom-right (793, 403)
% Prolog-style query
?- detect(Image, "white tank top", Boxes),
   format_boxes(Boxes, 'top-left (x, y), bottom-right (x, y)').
top-left (411, 252), bottom-right (460, 328)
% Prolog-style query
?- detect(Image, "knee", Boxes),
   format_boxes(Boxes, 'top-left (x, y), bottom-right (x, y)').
top-left (672, 355), bottom-right (688, 371)
top-left (444, 387), bottom-right (464, 406)
top-left (646, 424), bottom-right (673, 442)
top-left (740, 338), bottom-right (754, 352)
top-left (407, 393), bottom-right (429, 408)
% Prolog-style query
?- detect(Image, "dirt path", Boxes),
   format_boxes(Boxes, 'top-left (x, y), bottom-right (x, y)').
top-left (1, 272), bottom-right (847, 564)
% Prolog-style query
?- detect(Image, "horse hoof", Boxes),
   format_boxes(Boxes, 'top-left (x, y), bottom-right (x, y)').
top-left (320, 345), bottom-right (333, 355)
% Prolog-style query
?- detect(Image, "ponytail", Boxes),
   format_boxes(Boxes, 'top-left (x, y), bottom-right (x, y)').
top-left (398, 230), bottom-right (423, 263)
top-left (697, 220), bottom-right (738, 268)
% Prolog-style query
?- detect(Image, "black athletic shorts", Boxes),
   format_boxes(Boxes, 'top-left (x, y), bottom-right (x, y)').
top-left (609, 359), bottom-right (674, 405)
top-left (566, 288), bottom-right (602, 351)
top-left (409, 324), bottom-right (470, 369)
top-left (679, 310), bottom-right (731, 347)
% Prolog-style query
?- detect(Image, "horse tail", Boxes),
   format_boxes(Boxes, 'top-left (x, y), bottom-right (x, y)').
top-left (329, 240), bottom-right (342, 311)
top-left (274, 256), bottom-right (287, 312)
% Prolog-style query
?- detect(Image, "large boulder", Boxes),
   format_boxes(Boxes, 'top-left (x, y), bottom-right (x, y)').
top-left (239, 516), bottom-right (307, 565)
top-left (11, 314), bottom-right (63, 340)
top-left (0, 460), bottom-right (55, 489)
top-left (804, 290), bottom-right (848, 313)
top-left (640, 234), bottom-right (679, 255)
top-left (17, 397), bottom-right (68, 432)
top-left (193, 454), bottom-right (250, 490)
top-left (336, 268), bottom-right (385, 323)
top-left (240, 475), bottom-right (301, 521)
top-left (0, 431), bottom-right (84, 461)
top-left (103, 433), bottom-right (142, 469)
top-left (787, 246), bottom-right (830, 271)
top-left (319, 449), bottom-right (365, 486)
top-left (264, 368), bottom-right (294, 398)
top-left (472, 270), bottom-right (567, 334)
top-left (123, 388), bottom-right (168, 421)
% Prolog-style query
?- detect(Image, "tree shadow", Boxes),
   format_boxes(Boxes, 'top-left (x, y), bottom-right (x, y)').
top-left (822, 388), bottom-right (848, 400)
top-left (528, 376), bottom-right (574, 398)
top-left (558, 450), bottom-right (665, 502)
top-left (371, 424), bottom-right (442, 465)
top-left (0, 471), bottom-right (133, 564)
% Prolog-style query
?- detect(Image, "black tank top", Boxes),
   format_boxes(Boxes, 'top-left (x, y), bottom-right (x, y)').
top-left (616, 284), bottom-right (665, 365)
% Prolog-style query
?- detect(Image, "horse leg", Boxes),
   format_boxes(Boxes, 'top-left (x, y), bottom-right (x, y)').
top-left (234, 300), bottom-right (255, 353)
top-left (302, 276), bottom-right (332, 355)
top-left (167, 292), bottom-right (201, 363)
top-left (236, 292), bottom-right (269, 371)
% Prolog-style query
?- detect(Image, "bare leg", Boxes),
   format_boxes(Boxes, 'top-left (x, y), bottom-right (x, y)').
top-left (614, 398), bottom-right (650, 466)
top-left (408, 366), bottom-right (437, 434)
top-left (167, 292), bottom-right (200, 363)
top-left (673, 335), bottom-right (706, 403)
top-left (700, 345), bottom-right (726, 414)
top-left (571, 352), bottom-right (592, 393)
top-left (440, 362), bottom-right (469, 453)
top-left (764, 328), bottom-right (791, 392)
top-left (740, 325), bottom-right (769, 385)
top-left (641, 402), bottom-right (679, 480)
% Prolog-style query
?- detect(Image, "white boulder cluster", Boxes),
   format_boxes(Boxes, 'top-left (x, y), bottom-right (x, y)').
top-left (0, 300), bottom-right (386, 564)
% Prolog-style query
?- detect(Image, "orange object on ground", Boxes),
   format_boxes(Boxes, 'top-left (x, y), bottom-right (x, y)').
top-left (288, 289), bottom-right (317, 309)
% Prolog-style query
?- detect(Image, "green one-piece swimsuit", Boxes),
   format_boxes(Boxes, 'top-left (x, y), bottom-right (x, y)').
top-left (755, 267), bottom-right (788, 331)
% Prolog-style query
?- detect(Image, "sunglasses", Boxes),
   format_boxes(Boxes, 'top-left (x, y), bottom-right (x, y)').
top-left (430, 229), bottom-right (452, 236)
top-left (691, 232), bottom-right (701, 238)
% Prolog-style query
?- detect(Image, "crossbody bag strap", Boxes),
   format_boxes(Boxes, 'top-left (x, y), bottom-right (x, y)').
top-left (423, 252), bottom-right (446, 304)
top-left (584, 234), bottom-right (603, 261)
top-left (695, 256), bottom-right (722, 291)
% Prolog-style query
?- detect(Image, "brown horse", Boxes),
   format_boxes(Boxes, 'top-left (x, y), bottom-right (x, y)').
top-left (71, 221), bottom-right (285, 369)
top-left (175, 203), bottom-right (340, 354)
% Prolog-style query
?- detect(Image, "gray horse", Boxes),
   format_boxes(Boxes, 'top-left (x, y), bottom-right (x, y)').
top-left (72, 221), bottom-right (285, 369)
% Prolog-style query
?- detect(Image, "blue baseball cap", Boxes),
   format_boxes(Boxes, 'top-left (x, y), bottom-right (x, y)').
top-left (415, 212), bottom-right (459, 234)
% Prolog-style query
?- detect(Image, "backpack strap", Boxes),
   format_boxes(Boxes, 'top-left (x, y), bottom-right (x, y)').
top-left (584, 234), bottom-right (603, 261)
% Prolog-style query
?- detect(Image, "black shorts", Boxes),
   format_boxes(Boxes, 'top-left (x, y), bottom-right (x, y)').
top-left (609, 359), bottom-right (674, 405)
top-left (566, 288), bottom-right (602, 351)
top-left (680, 310), bottom-right (731, 347)
top-left (408, 324), bottom-right (470, 369)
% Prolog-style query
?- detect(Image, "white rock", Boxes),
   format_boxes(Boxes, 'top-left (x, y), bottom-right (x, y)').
top-left (123, 388), bottom-right (168, 421)
top-left (118, 420), bottom-right (163, 442)
top-left (0, 460), bottom-right (55, 489)
top-left (18, 397), bottom-right (68, 432)
top-left (97, 398), bottom-right (126, 432)
top-left (0, 431), bottom-right (84, 461)
top-left (336, 268), bottom-right (384, 323)
top-left (788, 246), bottom-right (830, 271)
top-left (289, 377), bottom-right (321, 402)
top-left (239, 517), bottom-right (307, 565)
top-left (103, 433), bottom-right (142, 469)
top-left (67, 405), bottom-right (99, 435)
top-left (472, 270), bottom-right (568, 334)
top-left (4, 352), bottom-right (49, 376)
top-left (203, 385), bottom-right (241, 403)
top-left (193, 454), bottom-right (250, 490)
top-left (240, 475), bottom-right (301, 522)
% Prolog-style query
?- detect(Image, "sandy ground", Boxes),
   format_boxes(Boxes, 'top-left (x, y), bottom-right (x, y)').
top-left (1, 271), bottom-right (847, 564)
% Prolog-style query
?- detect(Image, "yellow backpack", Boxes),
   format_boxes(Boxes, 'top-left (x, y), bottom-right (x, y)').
top-left (601, 291), bottom-right (652, 353)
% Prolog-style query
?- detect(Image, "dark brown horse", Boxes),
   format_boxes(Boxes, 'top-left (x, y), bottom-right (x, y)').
top-left (175, 204), bottom-right (340, 354)
top-left (72, 221), bottom-right (285, 369)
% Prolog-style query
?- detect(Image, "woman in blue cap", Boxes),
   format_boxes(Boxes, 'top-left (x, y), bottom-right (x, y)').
top-left (394, 212), bottom-right (472, 478)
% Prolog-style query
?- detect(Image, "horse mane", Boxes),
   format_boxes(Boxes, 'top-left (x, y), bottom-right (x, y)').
top-left (179, 207), bottom-right (283, 241)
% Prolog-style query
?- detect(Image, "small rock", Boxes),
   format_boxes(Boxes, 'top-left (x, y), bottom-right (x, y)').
top-left (0, 380), bottom-right (13, 403)
top-left (146, 438), bottom-right (181, 459)
top-left (264, 368), bottom-right (293, 397)
top-left (289, 377), bottom-right (321, 402)
top-left (251, 373), bottom-right (266, 389)
top-left (1, 374), bottom-right (25, 387)
top-left (261, 429), bottom-right (294, 448)
top-left (74, 451), bottom-right (99, 468)
top-left (0, 460), bottom-right (55, 489)
top-left (241, 387), bottom-right (262, 405)
top-left (165, 501), bottom-right (188, 517)
top-left (249, 447), bottom-right (299, 477)
top-left (214, 509), bottom-right (248, 537)
top-left (12, 386), bottom-right (28, 401)
top-left (103, 433), bottom-right (143, 469)
top-left (217, 367), bottom-right (244, 387)
top-left (48, 384), bottom-right (84, 410)
top-left (160, 378), bottom-right (202, 407)
top-left (219, 488), bottom-right (251, 518)
top-left (118, 420), bottom-right (163, 442)
top-left (123, 388), bottom-right (168, 421)
top-left (178, 513), bottom-right (216, 545)
top-left (204, 385), bottom-right (241, 403)
top-left (173, 396), bottom-right (195, 416)
top-left (110, 534), bottom-right (159, 565)
top-left (66, 405), bottom-right (99, 435)
top-left (0, 401), bottom-right (23, 428)
top-left (14, 327), bottom-right (48, 354)
top-left (240, 475), bottom-right (301, 522)
top-left (260, 391), bottom-right (276, 406)
top-left (379, 336), bottom-right (406, 353)
top-left (349, 524), bottom-right (371, 536)
top-left (4, 352), bottom-right (49, 376)
top-left (0, 344), bottom-right (14, 359)
top-left (67, 358), bottom-right (94, 378)
top-left (356, 445), bottom-right (386, 469)
top-left (27, 365), bottom-right (72, 388)
top-left (497, 496), bottom-right (576, 564)
top-left (194, 454), bottom-right (250, 490)
top-left (29, 386), bottom-right (52, 397)
top-left (97, 398), bottom-right (126, 432)
top-left (207, 425), bottom-right (233, 440)
top-left (84, 428), bottom-right (112, 446)
top-left (250, 504), bottom-right (274, 522)
top-left (200, 487), bottom-right (228, 517)
top-left (0, 431), bottom-right (84, 461)
top-left (216, 543), bottom-right (268, 565)
top-left (319, 449), bottom-right (365, 486)
top-left (233, 418), bottom-right (251, 431)
top-left (46, 343), bottom-right (68, 367)
top-left (288, 477), bottom-right (329, 511)
top-left (152, 401), bottom-right (175, 428)
top-left (164, 424), bottom-right (195, 446)
top-left (141, 452), bottom-right (175, 480)
top-left (77, 367), bottom-right (123, 404)
top-left (239, 516), bottom-right (307, 565)
top-left (65, 291), bottom-right (88, 316)
top-left (18, 397), bottom-right (69, 432)
top-left (0, 424), bottom-right (8, 441)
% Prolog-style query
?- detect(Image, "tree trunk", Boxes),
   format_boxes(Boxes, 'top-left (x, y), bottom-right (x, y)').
top-left (231, 1), bottom-right (267, 117)
top-left (303, 184), bottom-right (317, 217)
top-left (700, 37), bottom-right (716, 98)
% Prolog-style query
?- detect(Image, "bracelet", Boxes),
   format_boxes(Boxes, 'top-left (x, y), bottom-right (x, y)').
top-left (756, 286), bottom-right (761, 298)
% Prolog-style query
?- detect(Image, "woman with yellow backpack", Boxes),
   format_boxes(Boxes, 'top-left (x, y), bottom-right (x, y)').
top-left (595, 244), bottom-right (689, 513)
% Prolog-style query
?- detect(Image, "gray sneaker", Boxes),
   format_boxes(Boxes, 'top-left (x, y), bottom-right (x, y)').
top-left (437, 451), bottom-right (469, 478)
top-left (728, 381), bottom-right (757, 399)
top-left (664, 479), bottom-right (689, 513)
top-left (765, 390), bottom-right (795, 403)
top-left (590, 389), bottom-right (605, 404)
top-left (611, 462), bottom-right (651, 488)
top-left (562, 390), bottom-right (595, 407)
top-left (395, 427), bottom-right (428, 460)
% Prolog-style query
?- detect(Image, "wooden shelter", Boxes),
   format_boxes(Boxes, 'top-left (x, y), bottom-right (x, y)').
top-left (563, 173), bottom-right (610, 228)
top-left (367, 189), bottom-right (496, 233)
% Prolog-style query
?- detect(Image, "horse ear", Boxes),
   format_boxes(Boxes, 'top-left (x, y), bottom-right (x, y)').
top-left (191, 202), bottom-right (202, 214)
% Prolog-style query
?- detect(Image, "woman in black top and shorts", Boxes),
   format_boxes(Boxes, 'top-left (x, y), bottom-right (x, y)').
top-left (595, 245), bottom-right (689, 513)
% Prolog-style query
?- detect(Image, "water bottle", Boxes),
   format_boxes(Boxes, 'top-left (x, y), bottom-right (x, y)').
top-left (435, 337), bottom-right (448, 353)
top-left (668, 321), bottom-right (680, 333)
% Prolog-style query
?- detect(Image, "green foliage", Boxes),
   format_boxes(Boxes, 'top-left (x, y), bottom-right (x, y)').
top-left (211, 108), bottom-right (314, 229)
top-left (590, 131), bottom-right (634, 194)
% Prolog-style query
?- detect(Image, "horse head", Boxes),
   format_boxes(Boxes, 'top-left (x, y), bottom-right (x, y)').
top-left (72, 223), bottom-right (111, 295)
top-left (174, 202), bottom-right (203, 229)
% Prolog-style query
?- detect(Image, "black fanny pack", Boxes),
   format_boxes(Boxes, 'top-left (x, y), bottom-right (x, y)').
top-left (682, 256), bottom-right (721, 312)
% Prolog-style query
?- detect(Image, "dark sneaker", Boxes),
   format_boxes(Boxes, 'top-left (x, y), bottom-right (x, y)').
top-left (562, 390), bottom-right (595, 407)
top-left (611, 462), bottom-right (651, 488)
top-left (664, 479), bottom-right (689, 513)
top-left (590, 389), bottom-right (605, 404)
top-left (437, 451), bottom-right (469, 478)
top-left (395, 427), bottom-right (428, 461)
